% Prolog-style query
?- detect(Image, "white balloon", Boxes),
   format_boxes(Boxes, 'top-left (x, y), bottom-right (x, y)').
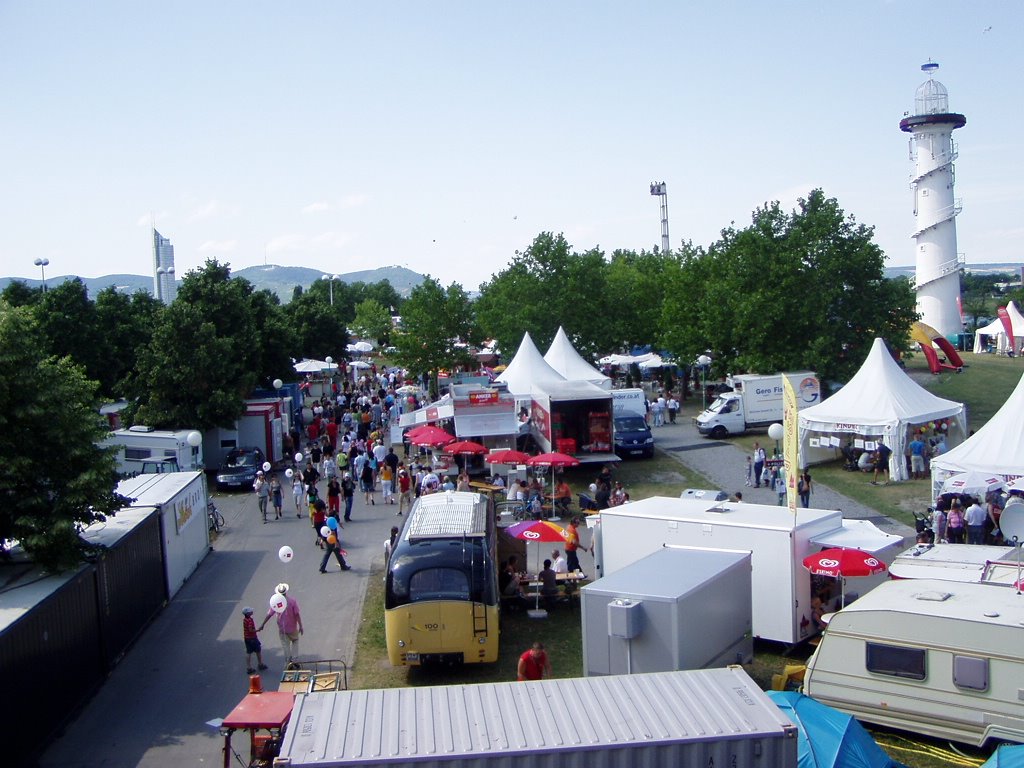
top-left (272, 378), bottom-right (284, 390)
top-left (269, 593), bottom-right (288, 614)
top-left (285, 468), bottom-right (294, 478)
top-left (278, 545), bottom-right (294, 563)
top-left (295, 452), bottom-right (304, 463)
top-left (262, 461), bottom-right (272, 472)
top-left (320, 525), bottom-right (331, 537)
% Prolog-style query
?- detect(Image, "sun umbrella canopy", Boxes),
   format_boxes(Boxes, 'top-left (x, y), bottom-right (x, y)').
top-left (485, 449), bottom-right (531, 465)
top-left (803, 548), bottom-right (887, 579)
top-left (408, 426), bottom-right (455, 447)
top-left (941, 470), bottom-right (1007, 497)
top-left (349, 360), bottom-right (371, 369)
top-left (505, 519), bottom-right (568, 543)
top-left (346, 341), bottom-right (374, 353)
top-left (526, 452), bottom-right (580, 468)
top-left (445, 440), bottom-right (488, 455)
top-left (294, 359), bottom-right (336, 373)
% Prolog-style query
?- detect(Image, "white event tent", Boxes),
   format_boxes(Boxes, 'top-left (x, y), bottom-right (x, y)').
top-left (544, 327), bottom-right (611, 390)
top-left (931, 372), bottom-right (1024, 494)
top-left (798, 338), bottom-right (967, 482)
top-left (972, 301), bottom-right (1024, 354)
top-left (494, 332), bottom-right (566, 401)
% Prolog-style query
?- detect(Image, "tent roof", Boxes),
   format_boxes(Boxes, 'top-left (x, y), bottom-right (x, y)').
top-left (799, 338), bottom-right (964, 429)
top-left (932, 372), bottom-right (1024, 476)
top-left (544, 327), bottom-right (610, 389)
top-left (977, 301), bottom-right (1024, 336)
top-left (494, 332), bottom-right (565, 397)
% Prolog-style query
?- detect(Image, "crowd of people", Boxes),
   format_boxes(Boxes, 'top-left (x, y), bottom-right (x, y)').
top-left (926, 489), bottom-right (1020, 546)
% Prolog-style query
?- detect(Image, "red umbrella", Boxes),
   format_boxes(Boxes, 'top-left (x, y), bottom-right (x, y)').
top-left (408, 426), bottom-right (456, 447)
top-left (802, 548), bottom-right (887, 606)
top-left (526, 452), bottom-right (580, 468)
top-left (485, 449), bottom-right (531, 465)
top-left (445, 440), bottom-right (488, 455)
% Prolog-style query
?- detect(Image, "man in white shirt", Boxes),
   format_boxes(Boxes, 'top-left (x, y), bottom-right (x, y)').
top-left (551, 549), bottom-right (568, 574)
top-left (964, 497), bottom-right (988, 545)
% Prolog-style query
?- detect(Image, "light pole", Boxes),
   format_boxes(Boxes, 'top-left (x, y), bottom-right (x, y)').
top-left (33, 258), bottom-right (50, 292)
top-left (321, 274), bottom-right (339, 306)
top-left (696, 354), bottom-right (712, 410)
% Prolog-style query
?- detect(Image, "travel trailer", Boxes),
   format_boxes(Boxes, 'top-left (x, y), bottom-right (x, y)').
top-left (890, 542), bottom-right (1021, 585)
top-left (594, 497), bottom-right (904, 644)
top-left (803, 578), bottom-right (1024, 746)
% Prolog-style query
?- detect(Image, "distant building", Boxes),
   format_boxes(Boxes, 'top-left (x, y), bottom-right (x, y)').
top-left (152, 229), bottom-right (177, 304)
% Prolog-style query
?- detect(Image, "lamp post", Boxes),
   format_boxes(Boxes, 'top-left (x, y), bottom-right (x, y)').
top-left (321, 274), bottom-right (339, 306)
top-left (33, 258), bottom-right (50, 292)
top-left (696, 354), bottom-right (712, 410)
top-left (768, 422), bottom-right (784, 458)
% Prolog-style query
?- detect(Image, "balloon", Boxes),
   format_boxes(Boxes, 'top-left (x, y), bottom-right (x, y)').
top-left (326, 517), bottom-right (338, 530)
top-left (320, 525), bottom-right (331, 537)
top-left (269, 593), bottom-right (288, 614)
top-left (327, 534), bottom-right (337, 546)
top-left (278, 545), bottom-right (294, 563)
top-left (941, 422), bottom-right (948, 430)
top-left (262, 461), bottom-right (272, 472)
top-left (285, 468), bottom-right (294, 478)
top-left (295, 452), bottom-right (304, 463)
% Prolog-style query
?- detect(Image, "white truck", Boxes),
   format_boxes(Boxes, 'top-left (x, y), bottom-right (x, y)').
top-left (696, 371), bottom-right (820, 438)
top-left (611, 388), bottom-right (654, 458)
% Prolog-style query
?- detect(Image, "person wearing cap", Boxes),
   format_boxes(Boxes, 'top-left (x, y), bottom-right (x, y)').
top-left (254, 471), bottom-right (270, 523)
top-left (260, 583), bottom-right (304, 668)
top-left (241, 606), bottom-right (268, 675)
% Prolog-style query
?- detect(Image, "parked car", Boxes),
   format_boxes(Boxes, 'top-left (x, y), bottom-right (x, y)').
top-left (215, 447), bottom-right (265, 490)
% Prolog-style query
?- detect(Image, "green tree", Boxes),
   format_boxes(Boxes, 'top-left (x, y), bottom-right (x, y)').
top-left (284, 289), bottom-right (349, 361)
top-left (605, 248), bottom-right (681, 350)
top-left (1, 279), bottom-right (42, 307)
top-left (0, 302), bottom-right (129, 571)
top-left (131, 260), bottom-right (262, 429)
top-left (35, 277), bottom-right (104, 385)
top-left (249, 289), bottom-right (299, 385)
top-left (393, 278), bottom-right (479, 397)
top-left (351, 299), bottom-right (393, 344)
top-left (94, 287), bottom-right (164, 398)
top-left (661, 190), bottom-right (917, 383)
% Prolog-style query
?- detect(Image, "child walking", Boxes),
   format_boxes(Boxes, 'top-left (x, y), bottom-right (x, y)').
top-left (242, 606), bottom-right (268, 675)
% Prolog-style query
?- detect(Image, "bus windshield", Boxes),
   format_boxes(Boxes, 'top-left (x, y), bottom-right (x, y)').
top-left (386, 538), bottom-right (495, 608)
top-left (408, 568), bottom-right (470, 602)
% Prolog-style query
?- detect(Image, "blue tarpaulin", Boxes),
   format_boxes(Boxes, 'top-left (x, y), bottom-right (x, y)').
top-left (983, 746), bottom-right (1024, 768)
top-left (767, 691), bottom-right (903, 768)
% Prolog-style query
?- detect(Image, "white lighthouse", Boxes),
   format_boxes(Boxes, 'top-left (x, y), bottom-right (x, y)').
top-left (900, 62), bottom-right (966, 340)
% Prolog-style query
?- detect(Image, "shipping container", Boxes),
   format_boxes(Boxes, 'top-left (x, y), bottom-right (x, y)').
top-left (272, 667), bottom-right (798, 767)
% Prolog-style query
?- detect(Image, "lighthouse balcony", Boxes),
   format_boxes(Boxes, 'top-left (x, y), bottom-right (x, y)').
top-left (910, 253), bottom-right (965, 290)
top-left (911, 200), bottom-right (962, 238)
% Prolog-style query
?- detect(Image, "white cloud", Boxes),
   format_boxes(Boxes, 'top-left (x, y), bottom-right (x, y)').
top-left (198, 239), bottom-right (237, 253)
top-left (302, 201), bottom-right (331, 214)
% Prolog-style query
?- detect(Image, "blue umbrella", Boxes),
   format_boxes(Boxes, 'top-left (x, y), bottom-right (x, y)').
top-left (767, 691), bottom-right (904, 768)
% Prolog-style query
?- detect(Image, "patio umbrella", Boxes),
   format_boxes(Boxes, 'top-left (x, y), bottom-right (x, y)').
top-left (802, 548), bottom-right (887, 606)
top-left (505, 520), bottom-right (569, 611)
top-left (408, 426), bottom-right (455, 447)
top-left (445, 440), bottom-right (488, 455)
top-left (293, 359), bottom-right (335, 373)
top-left (527, 453), bottom-right (580, 518)
top-left (347, 341), bottom-right (374, 353)
top-left (349, 360), bottom-right (371, 370)
top-left (941, 470), bottom-right (1006, 497)
top-left (395, 384), bottom-right (419, 395)
top-left (485, 449), bottom-right (531, 466)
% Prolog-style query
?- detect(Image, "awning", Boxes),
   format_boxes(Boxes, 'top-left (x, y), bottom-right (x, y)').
top-left (398, 396), bottom-right (454, 428)
top-left (454, 412), bottom-right (518, 438)
top-left (809, 519), bottom-right (905, 555)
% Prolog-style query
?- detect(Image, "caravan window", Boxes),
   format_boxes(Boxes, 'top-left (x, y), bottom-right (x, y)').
top-left (125, 448), bottom-right (150, 460)
top-left (953, 655), bottom-right (989, 692)
top-left (865, 643), bottom-right (926, 680)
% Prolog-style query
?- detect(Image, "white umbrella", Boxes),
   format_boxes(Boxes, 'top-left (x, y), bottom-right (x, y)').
top-left (638, 354), bottom-right (664, 370)
top-left (347, 341), bottom-right (375, 353)
top-left (396, 385), bottom-right (419, 394)
top-left (941, 470), bottom-right (1007, 497)
top-left (1003, 477), bottom-right (1024, 492)
top-left (349, 360), bottom-right (371, 369)
top-left (294, 359), bottom-right (336, 373)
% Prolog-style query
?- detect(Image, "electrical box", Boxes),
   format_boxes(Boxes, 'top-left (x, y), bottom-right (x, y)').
top-left (608, 599), bottom-right (643, 639)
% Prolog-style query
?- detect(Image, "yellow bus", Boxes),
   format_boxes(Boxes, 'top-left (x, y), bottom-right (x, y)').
top-left (384, 491), bottom-right (499, 665)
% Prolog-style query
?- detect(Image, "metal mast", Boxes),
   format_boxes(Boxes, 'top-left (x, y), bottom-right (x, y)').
top-left (650, 181), bottom-right (670, 253)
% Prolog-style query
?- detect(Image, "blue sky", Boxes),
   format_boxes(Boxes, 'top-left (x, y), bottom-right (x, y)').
top-left (1, 2), bottom-right (1020, 291)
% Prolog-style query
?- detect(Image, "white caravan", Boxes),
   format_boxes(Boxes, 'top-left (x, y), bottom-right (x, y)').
top-left (803, 578), bottom-right (1024, 746)
top-left (890, 542), bottom-right (1022, 585)
top-left (593, 496), bottom-right (904, 644)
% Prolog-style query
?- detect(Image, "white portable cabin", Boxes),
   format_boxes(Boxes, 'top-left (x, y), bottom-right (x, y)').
top-left (115, 472), bottom-right (210, 599)
top-left (273, 667), bottom-right (798, 767)
top-left (594, 497), bottom-right (904, 644)
top-left (803, 578), bottom-right (1024, 747)
top-left (890, 543), bottom-right (1021, 584)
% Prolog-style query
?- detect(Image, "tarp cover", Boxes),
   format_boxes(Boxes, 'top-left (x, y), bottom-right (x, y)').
top-left (798, 338), bottom-right (966, 481)
top-left (544, 327), bottom-right (610, 389)
top-left (982, 745), bottom-right (1024, 768)
top-left (973, 301), bottom-right (1024, 354)
top-left (494, 332), bottom-right (565, 398)
top-left (930, 372), bottom-right (1024, 491)
top-left (766, 691), bottom-right (903, 768)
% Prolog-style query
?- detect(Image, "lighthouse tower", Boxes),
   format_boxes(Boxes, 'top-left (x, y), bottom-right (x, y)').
top-left (900, 62), bottom-right (966, 340)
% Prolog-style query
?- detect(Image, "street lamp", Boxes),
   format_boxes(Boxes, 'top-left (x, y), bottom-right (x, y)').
top-left (321, 274), bottom-right (340, 306)
top-left (696, 354), bottom-right (712, 410)
top-left (768, 422), bottom-right (784, 457)
top-left (33, 258), bottom-right (50, 292)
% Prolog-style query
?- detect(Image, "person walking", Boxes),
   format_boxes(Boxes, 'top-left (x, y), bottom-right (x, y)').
top-left (564, 517), bottom-right (587, 573)
top-left (319, 526), bottom-right (352, 573)
top-left (752, 443), bottom-right (766, 488)
top-left (964, 497), bottom-right (988, 545)
top-left (361, 457), bottom-right (376, 506)
top-left (798, 471), bottom-right (812, 509)
top-left (517, 641), bottom-right (552, 681)
top-left (341, 471), bottom-right (356, 522)
top-left (397, 468), bottom-right (412, 516)
top-left (259, 583), bottom-right (303, 669)
top-left (254, 471), bottom-right (270, 523)
top-left (241, 607), bottom-right (268, 675)
top-left (291, 471), bottom-right (304, 513)
top-left (326, 477), bottom-right (341, 517)
top-left (270, 475), bottom-right (283, 520)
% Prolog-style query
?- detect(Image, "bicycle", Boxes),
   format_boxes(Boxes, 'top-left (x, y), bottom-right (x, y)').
top-left (208, 500), bottom-right (226, 533)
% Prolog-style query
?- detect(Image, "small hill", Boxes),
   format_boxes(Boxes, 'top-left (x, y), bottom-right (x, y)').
top-left (0, 265), bottom-right (426, 302)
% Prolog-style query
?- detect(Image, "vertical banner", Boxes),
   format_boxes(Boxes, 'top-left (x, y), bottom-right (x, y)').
top-left (782, 375), bottom-right (799, 514)
top-left (997, 306), bottom-right (1014, 344)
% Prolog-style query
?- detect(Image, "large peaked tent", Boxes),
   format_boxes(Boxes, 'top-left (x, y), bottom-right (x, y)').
top-left (544, 327), bottom-right (611, 390)
top-left (973, 301), bottom-right (1024, 354)
top-left (494, 332), bottom-right (565, 399)
top-left (931, 372), bottom-right (1024, 493)
top-left (798, 338), bottom-right (966, 482)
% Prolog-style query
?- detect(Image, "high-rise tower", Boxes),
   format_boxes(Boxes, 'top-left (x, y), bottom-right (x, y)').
top-left (152, 229), bottom-right (177, 304)
top-left (900, 62), bottom-right (966, 340)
